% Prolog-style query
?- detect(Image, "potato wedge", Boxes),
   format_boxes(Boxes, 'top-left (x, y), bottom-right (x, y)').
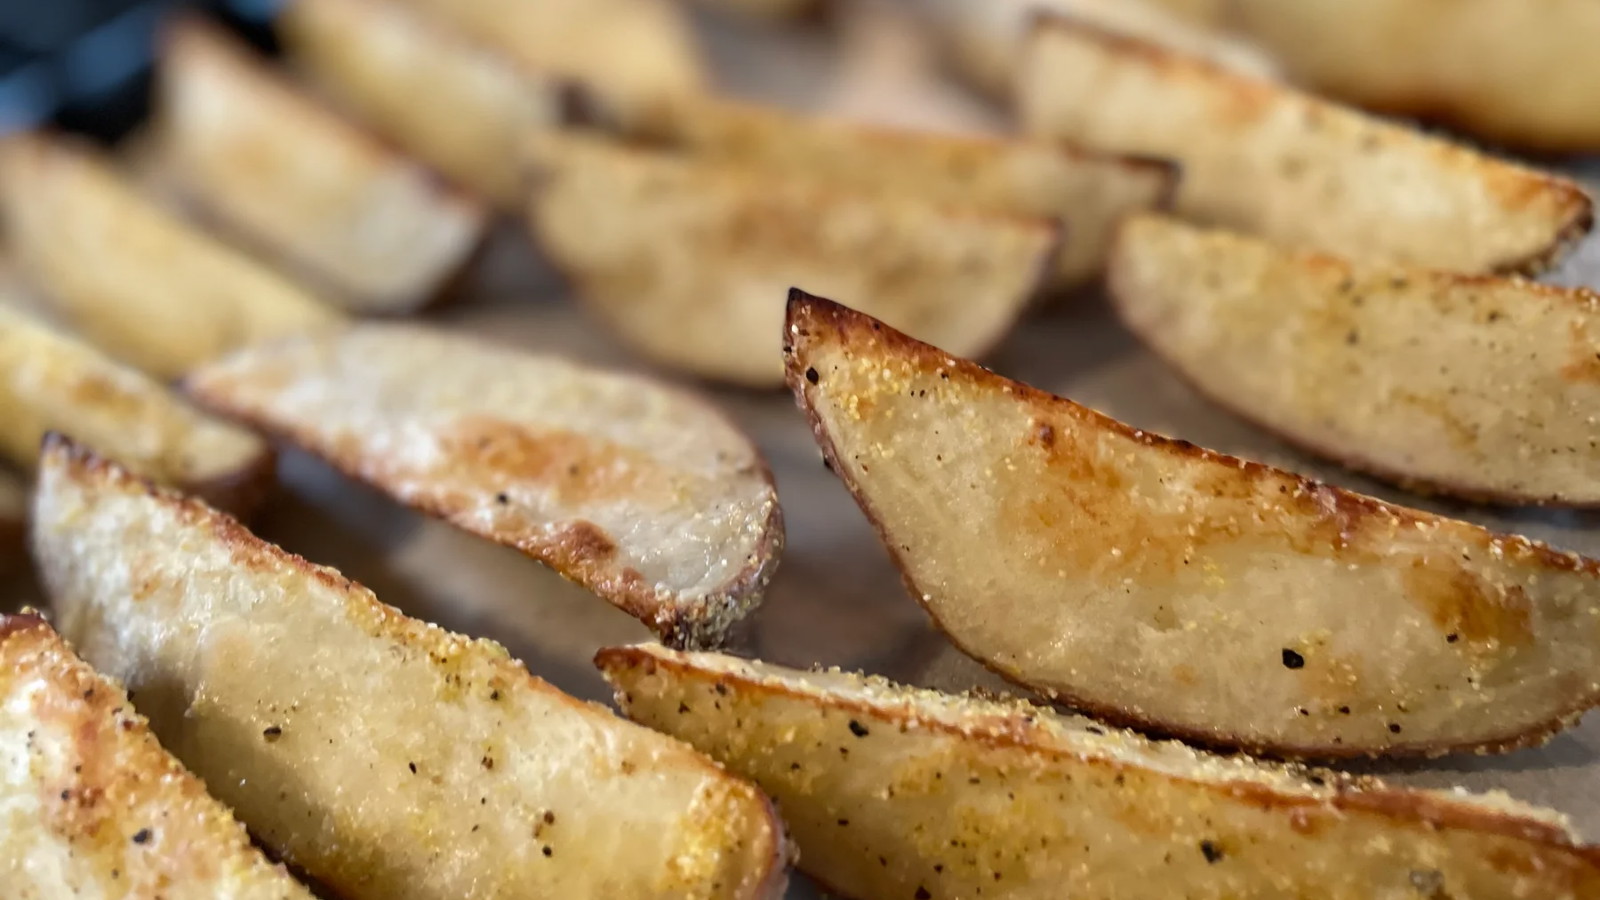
top-left (391, 0), bottom-right (704, 123)
top-left (599, 643), bottom-right (1600, 900)
top-left (32, 438), bottom-right (790, 900)
top-left (920, 0), bottom-right (1275, 98)
top-left (1225, 1), bottom-right (1600, 153)
top-left (690, 0), bottom-right (821, 20)
top-left (1110, 215), bottom-right (1600, 506)
top-left (160, 18), bottom-right (487, 315)
top-left (0, 305), bottom-right (272, 514)
top-left (186, 322), bottom-right (782, 647)
top-left (525, 131), bottom-right (1057, 386)
top-left (0, 613), bottom-right (315, 899)
top-left (0, 469), bottom-right (24, 574)
top-left (625, 95), bottom-right (1173, 290)
top-left (0, 133), bottom-right (340, 379)
top-left (785, 290), bottom-right (1600, 757)
top-left (1018, 17), bottom-right (1593, 275)
top-left (278, 0), bottom-right (566, 207)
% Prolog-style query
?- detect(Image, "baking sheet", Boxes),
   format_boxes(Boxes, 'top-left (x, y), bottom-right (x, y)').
top-left (6, 2), bottom-right (1600, 894)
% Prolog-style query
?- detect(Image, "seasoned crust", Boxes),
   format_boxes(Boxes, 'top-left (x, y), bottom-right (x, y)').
top-left (1106, 215), bottom-right (1600, 507)
top-left (0, 612), bottom-right (314, 899)
top-left (783, 289), bottom-right (1600, 759)
top-left (33, 435), bottom-right (791, 899)
top-left (1018, 13), bottom-right (1594, 277)
top-left (186, 324), bottom-right (784, 649)
top-left (599, 644), bottom-right (1600, 900)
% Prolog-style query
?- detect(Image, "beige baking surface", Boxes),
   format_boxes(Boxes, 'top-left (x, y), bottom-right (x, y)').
top-left (5, 3), bottom-right (1599, 895)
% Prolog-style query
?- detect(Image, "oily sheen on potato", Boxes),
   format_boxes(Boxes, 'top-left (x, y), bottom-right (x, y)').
top-left (785, 290), bottom-right (1600, 758)
top-left (1110, 215), bottom-right (1600, 506)
top-left (0, 133), bottom-right (340, 379)
top-left (622, 94), bottom-right (1173, 291)
top-left (0, 614), bottom-right (315, 900)
top-left (160, 18), bottom-right (487, 315)
top-left (599, 644), bottom-right (1600, 900)
top-left (33, 438), bottom-right (789, 900)
top-left (0, 305), bottom-right (272, 515)
top-left (526, 131), bottom-right (1058, 386)
top-left (1018, 16), bottom-right (1593, 275)
top-left (186, 323), bottom-right (782, 648)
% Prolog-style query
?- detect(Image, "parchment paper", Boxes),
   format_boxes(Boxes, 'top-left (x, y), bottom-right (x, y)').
top-left (5, 3), bottom-right (1598, 894)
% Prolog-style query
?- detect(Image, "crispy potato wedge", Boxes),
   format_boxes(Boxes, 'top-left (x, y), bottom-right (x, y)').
top-left (32, 438), bottom-right (790, 900)
top-left (391, 0), bottom-right (704, 123)
top-left (0, 469), bottom-right (24, 574)
top-left (1225, 1), bottom-right (1600, 153)
top-left (1018, 17), bottom-right (1593, 275)
top-left (785, 290), bottom-right (1600, 758)
top-left (599, 643), bottom-right (1600, 900)
top-left (0, 133), bottom-right (340, 379)
top-left (160, 19), bottom-right (487, 315)
top-left (0, 613), bottom-right (315, 899)
top-left (0, 305), bottom-right (272, 515)
top-left (278, 0), bottom-right (566, 207)
top-left (625, 96), bottom-right (1173, 290)
top-left (920, 0), bottom-right (1275, 98)
top-left (525, 131), bottom-right (1057, 386)
top-left (186, 322), bottom-right (782, 648)
top-left (1110, 215), bottom-right (1600, 506)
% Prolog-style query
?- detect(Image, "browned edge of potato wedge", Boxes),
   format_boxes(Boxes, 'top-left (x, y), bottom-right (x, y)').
top-left (186, 322), bottom-right (784, 649)
top-left (783, 289), bottom-right (1600, 759)
top-left (31, 435), bottom-right (791, 900)
top-left (278, 0), bottom-right (571, 208)
top-left (0, 611), bottom-right (315, 899)
top-left (159, 16), bottom-right (488, 316)
top-left (1223, 0), bottom-right (1600, 153)
top-left (690, 0), bottom-right (826, 22)
top-left (1109, 214), bottom-right (1600, 507)
top-left (524, 130), bottom-right (1062, 386)
top-left (1017, 14), bottom-right (1593, 276)
top-left (618, 94), bottom-right (1176, 292)
top-left (0, 305), bottom-right (274, 517)
top-left (0, 131), bottom-right (341, 379)
top-left (598, 643), bottom-right (1600, 900)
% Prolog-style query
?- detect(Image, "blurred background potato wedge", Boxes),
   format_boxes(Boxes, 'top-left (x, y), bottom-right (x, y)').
top-left (621, 94), bottom-right (1175, 291)
top-left (0, 613), bottom-right (316, 900)
top-left (600, 644), bottom-right (1600, 900)
top-left (525, 131), bottom-right (1058, 386)
top-left (1110, 215), bottom-right (1600, 506)
top-left (0, 132), bottom-right (341, 380)
top-left (1018, 16), bottom-right (1593, 275)
top-left (689, 0), bottom-right (824, 22)
top-left (160, 18), bottom-right (488, 315)
top-left (186, 323), bottom-right (783, 649)
top-left (33, 439), bottom-right (790, 900)
top-left (278, 0), bottom-right (568, 207)
top-left (1223, 0), bottom-right (1600, 153)
top-left (788, 292), bottom-right (1600, 758)
top-left (0, 306), bottom-right (272, 516)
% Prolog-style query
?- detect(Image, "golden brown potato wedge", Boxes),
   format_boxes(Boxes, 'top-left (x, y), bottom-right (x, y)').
top-left (0, 613), bottom-right (315, 899)
top-left (1225, 0), bottom-right (1600, 153)
top-left (0, 133), bottom-right (340, 379)
top-left (786, 290), bottom-right (1600, 758)
top-left (920, 0), bottom-right (1275, 98)
top-left (33, 438), bottom-right (790, 900)
top-left (1110, 215), bottom-right (1600, 506)
top-left (1018, 16), bottom-right (1593, 275)
top-left (0, 469), bottom-right (24, 574)
top-left (278, 0), bottom-right (566, 207)
top-left (599, 643), bottom-right (1600, 900)
top-left (0, 306), bottom-right (272, 515)
top-left (186, 322), bottom-right (782, 648)
top-left (160, 18), bottom-right (488, 315)
top-left (625, 95), bottom-right (1173, 290)
top-left (525, 131), bottom-right (1057, 386)
top-left (391, 0), bottom-right (704, 123)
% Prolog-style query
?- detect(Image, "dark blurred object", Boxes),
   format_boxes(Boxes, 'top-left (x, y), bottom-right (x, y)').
top-left (0, 0), bottom-right (279, 142)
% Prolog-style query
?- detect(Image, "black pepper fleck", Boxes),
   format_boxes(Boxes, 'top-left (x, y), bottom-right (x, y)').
top-left (1281, 649), bottom-right (1306, 669)
top-left (542, 846), bottom-right (553, 857)
top-left (495, 492), bottom-right (509, 504)
top-left (1446, 633), bottom-right (1459, 643)
top-left (915, 888), bottom-right (931, 900)
top-left (1389, 723), bottom-right (1402, 734)
top-left (408, 762), bottom-right (417, 774)
top-left (132, 829), bottom-right (151, 845)
top-left (805, 367), bottom-right (819, 384)
top-left (1199, 840), bottom-right (1223, 863)
top-left (262, 726), bottom-right (282, 742)
top-left (848, 720), bottom-right (869, 737)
